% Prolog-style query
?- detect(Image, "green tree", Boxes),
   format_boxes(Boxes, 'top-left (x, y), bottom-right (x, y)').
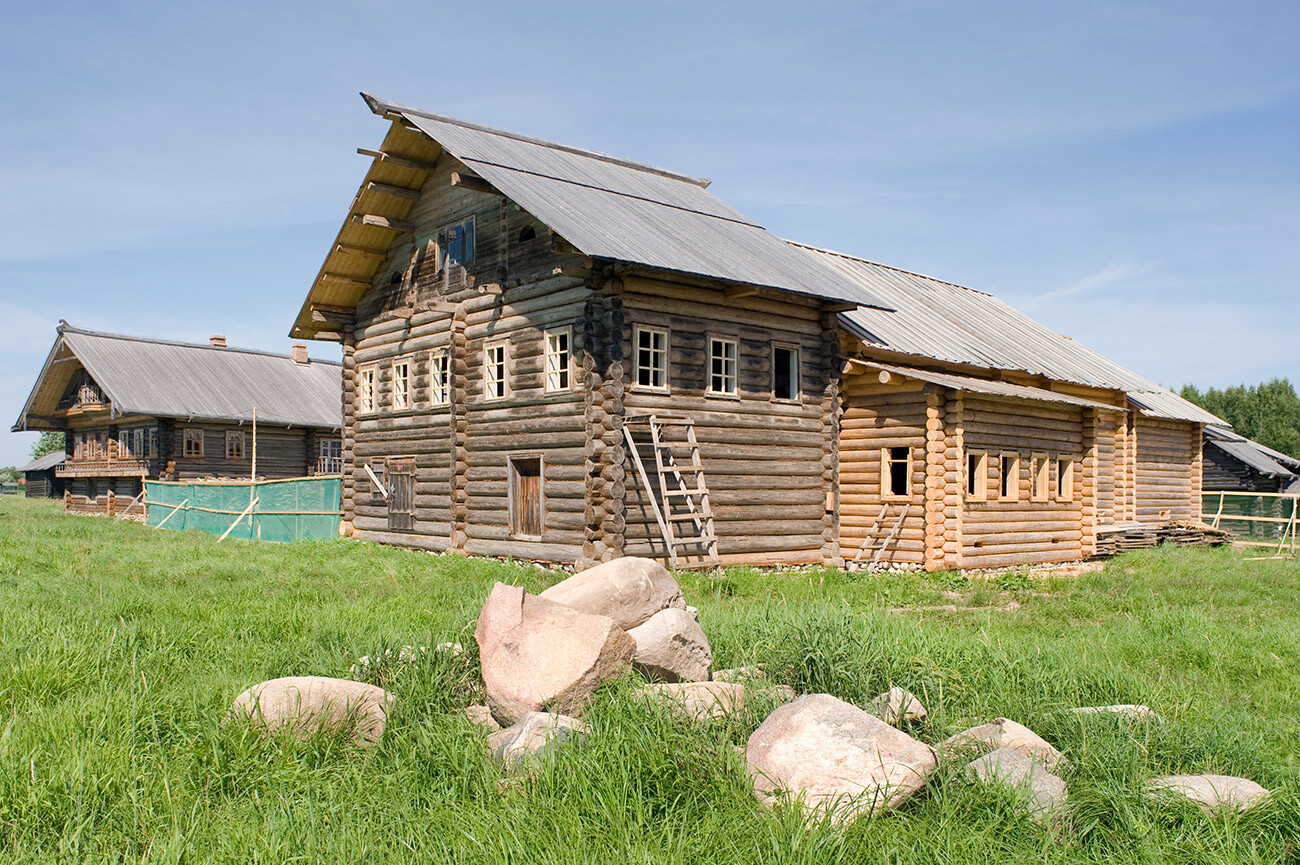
top-left (0, 467), bottom-right (17, 484)
top-left (1181, 378), bottom-right (1300, 459)
top-left (29, 431), bottom-right (65, 461)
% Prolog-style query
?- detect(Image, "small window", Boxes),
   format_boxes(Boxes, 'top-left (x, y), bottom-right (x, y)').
top-left (708, 337), bottom-right (738, 395)
top-left (508, 454), bottom-right (544, 537)
top-left (225, 431), bottom-right (245, 460)
top-left (518, 225), bottom-right (536, 243)
top-left (1000, 452), bottom-right (1020, 500)
top-left (183, 429), bottom-right (204, 459)
top-left (544, 328), bottom-right (571, 392)
top-left (391, 359), bottom-right (411, 410)
top-left (966, 451), bottom-right (988, 501)
top-left (437, 216), bottom-right (476, 270)
top-left (882, 446), bottom-right (912, 498)
top-left (1030, 452), bottom-right (1049, 502)
top-left (358, 367), bottom-right (376, 414)
top-left (318, 438), bottom-right (343, 474)
top-left (1057, 457), bottom-right (1075, 501)
top-left (484, 341), bottom-right (508, 400)
top-left (635, 326), bottom-right (669, 390)
top-left (773, 345), bottom-right (800, 400)
top-left (429, 350), bottom-right (450, 405)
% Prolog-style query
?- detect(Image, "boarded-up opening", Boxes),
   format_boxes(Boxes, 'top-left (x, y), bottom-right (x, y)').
top-left (509, 455), bottom-right (543, 538)
top-left (387, 457), bottom-right (415, 531)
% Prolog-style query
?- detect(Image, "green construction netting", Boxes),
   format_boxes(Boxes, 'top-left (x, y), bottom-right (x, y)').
top-left (145, 477), bottom-right (340, 542)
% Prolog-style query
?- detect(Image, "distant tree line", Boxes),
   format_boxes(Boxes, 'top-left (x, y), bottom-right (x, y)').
top-left (1181, 378), bottom-right (1300, 459)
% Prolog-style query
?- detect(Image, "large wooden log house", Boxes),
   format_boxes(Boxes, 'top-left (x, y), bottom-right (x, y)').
top-left (12, 324), bottom-right (344, 516)
top-left (289, 93), bottom-right (1220, 570)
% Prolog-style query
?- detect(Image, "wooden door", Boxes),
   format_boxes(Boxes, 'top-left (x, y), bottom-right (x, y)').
top-left (387, 458), bottom-right (415, 531)
top-left (509, 455), bottom-right (543, 537)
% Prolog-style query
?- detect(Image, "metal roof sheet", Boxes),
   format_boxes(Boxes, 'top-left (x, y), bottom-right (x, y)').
top-left (1208, 438), bottom-right (1297, 479)
top-left (19, 451), bottom-right (66, 473)
top-left (793, 241), bottom-right (1224, 425)
top-left (856, 361), bottom-right (1124, 412)
top-left (13, 326), bottom-right (342, 431)
top-left (376, 98), bottom-right (891, 310)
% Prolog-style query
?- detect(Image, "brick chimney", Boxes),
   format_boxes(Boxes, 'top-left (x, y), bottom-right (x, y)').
top-left (291, 343), bottom-right (309, 364)
top-left (209, 335), bottom-right (227, 348)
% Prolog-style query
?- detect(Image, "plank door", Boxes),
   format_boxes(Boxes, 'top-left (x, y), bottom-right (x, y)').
top-left (509, 455), bottom-right (543, 538)
top-left (387, 457), bottom-right (415, 531)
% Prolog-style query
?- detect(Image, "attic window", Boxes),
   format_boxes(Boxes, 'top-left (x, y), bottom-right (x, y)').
top-left (438, 217), bottom-right (476, 270)
top-left (518, 226), bottom-right (536, 243)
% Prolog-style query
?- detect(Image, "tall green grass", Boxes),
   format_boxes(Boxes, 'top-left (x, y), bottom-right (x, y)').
top-left (1, 497), bottom-right (1296, 863)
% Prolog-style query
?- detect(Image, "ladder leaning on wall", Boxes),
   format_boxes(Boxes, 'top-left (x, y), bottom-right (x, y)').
top-left (623, 415), bottom-right (720, 569)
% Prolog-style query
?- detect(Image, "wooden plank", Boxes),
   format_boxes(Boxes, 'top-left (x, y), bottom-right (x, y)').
top-left (366, 181), bottom-right (421, 201)
top-left (351, 214), bottom-right (415, 232)
top-left (357, 148), bottom-right (440, 173)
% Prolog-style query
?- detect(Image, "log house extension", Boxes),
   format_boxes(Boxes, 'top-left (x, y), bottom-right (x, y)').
top-left (12, 325), bottom-right (343, 516)
top-left (290, 94), bottom-right (1221, 570)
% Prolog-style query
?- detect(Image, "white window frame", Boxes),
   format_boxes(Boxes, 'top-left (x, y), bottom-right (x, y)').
top-left (1057, 456), bottom-right (1075, 501)
top-left (391, 357), bottom-right (412, 411)
top-left (772, 343), bottom-right (801, 402)
top-left (358, 366), bottom-right (377, 414)
top-left (544, 327), bottom-right (572, 393)
top-left (429, 349), bottom-right (450, 406)
top-left (966, 450), bottom-right (988, 502)
top-left (484, 340), bottom-right (508, 401)
top-left (999, 452), bottom-right (1020, 501)
top-left (881, 446), bottom-right (913, 500)
top-left (707, 335), bottom-right (738, 396)
top-left (633, 325), bottom-right (669, 392)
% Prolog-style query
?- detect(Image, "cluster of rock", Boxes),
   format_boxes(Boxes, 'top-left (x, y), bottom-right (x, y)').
top-left (223, 555), bottom-right (1273, 827)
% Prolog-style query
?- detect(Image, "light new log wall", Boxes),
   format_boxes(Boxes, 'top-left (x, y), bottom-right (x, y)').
top-left (619, 276), bottom-right (837, 567)
top-left (1135, 417), bottom-right (1202, 521)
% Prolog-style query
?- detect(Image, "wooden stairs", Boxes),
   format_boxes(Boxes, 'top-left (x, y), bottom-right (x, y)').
top-left (623, 415), bottom-right (720, 569)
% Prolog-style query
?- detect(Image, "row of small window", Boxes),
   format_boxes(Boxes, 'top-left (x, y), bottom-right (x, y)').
top-left (73, 428), bottom-right (158, 460)
top-left (635, 326), bottom-right (802, 400)
top-left (880, 447), bottom-right (1076, 502)
top-left (358, 329), bottom-right (574, 413)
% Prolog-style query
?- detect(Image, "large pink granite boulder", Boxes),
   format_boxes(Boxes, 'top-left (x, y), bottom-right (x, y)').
top-left (475, 581), bottom-right (636, 725)
top-left (628, 607), bottom-right (712, 682)
top-left (539, 556), bottom-right (684, 631)
top-left (746, 694), bottom-right (937, 823)
top-left (228, 676), bottom-right (395, 745)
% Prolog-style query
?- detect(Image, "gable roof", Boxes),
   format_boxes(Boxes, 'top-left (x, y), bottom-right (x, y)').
top-left (290, 94), bottom-right (891, 338)
top-left (794, 241), bottom-right (1224, 426)
top-left (19, 451), bottom-right (65, 473)
top-left (12, 325), bottom-right (342, 432)
top-left (1205, 425), bottom-right (1300, 478)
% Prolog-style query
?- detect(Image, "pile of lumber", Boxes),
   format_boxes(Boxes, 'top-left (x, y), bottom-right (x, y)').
top-left (1093, 520), bottom-right (1233, 558)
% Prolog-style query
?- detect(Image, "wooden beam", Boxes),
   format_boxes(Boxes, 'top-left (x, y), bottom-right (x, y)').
top-left (550, 233), bottom-right (581, 256)
top-left (351, 214), bottom-right (414, 232)
top-left (357, 148), bottom-right (440, 173)
top-left (335, 243), bottom-right (387, 258)
top-left (365, 181), bottom-right (421, 201)
top-left (823, 301), bottom-right (858, 312)
top-left (724, 285), bottom-right (760, 300)
top-left (312, 331), bottom-right (343, 342)
top-left (321, 272), bottom-right (372, 289)
top-left (450, 172), bottom-right (500, 195)
top-left (413, 300), bottom-right (458, 315)
top-left (311, 303), bottom-right (355, 326)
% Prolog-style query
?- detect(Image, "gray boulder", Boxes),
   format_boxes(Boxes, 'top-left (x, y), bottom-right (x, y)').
top-left (539, 556), bottom-right (684, 631)
top-left (746, 694), bottom-right (937, 823)
top-left (940, 718), bottom-right (1063, 771)
top-left (228, 676), bottom-right (395, 745)
top-left (628, 607), bottom-right (712, 682)
top-left (487, 712), bottom-right (589, 770)
top-left (967, 747), bottom-right (1068, 825)
top-left (475, 581), bottom-right (636, 725)
top-left (864, 687), bottom-right (927, 726)
top-left (1147, 774), bottom-right (1272, 815)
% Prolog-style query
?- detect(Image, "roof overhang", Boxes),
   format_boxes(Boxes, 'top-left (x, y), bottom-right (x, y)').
top-left (846, 360), bottom-right (1125, 413)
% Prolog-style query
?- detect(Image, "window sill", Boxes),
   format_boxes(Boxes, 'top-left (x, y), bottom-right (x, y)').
top-left (705, 390), bottom-right (741, 401)
top-left (630, 385), bottom-right (671, 395)
top-left (881, 494), bottom-right (913, 503)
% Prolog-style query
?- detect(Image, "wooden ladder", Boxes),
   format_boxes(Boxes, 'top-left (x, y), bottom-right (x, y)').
top-left (624, 415), bottom-right (720, 569)
top-left (853, 503), bottom-right (911, 567)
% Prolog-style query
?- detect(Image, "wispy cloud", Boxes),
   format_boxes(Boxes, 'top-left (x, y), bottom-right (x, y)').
top-left (1020, 260), bottom-right (1157, 309)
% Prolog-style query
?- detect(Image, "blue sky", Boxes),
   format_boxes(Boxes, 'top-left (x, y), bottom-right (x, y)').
top-left (3, 0), bottom-right (1297, 466)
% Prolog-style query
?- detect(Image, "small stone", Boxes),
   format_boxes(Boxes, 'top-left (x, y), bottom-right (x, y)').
top-left (711, 665), bottom-right (766, 683)
top-left (1071, 704), bottom-right (1161, 722)
top-left (940, 718), bottom-right (1063, 771)
top-left (966, 747), bottom-right (1068, 825)
top-left (1146, 774), bottom-right (1272, 815)
top-left (228, 676), bottom-right (395, 745)
top-left (464, 704), bottom-right (501, 731)
top-left (433, 642), bottom-right (462, 657)
top-left (864, 687), bottom-right (927, 726)
top-left (628, 607), bottom-right (712, 682)
top-left (747, 694), bottom-right (937, 823)
top-left (640, 681), bottom-right (747, 721)
top-left (486, 712), bottom-right (589, 770)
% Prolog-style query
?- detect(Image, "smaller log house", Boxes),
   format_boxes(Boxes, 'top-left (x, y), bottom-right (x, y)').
top-left (19, 451), bottom-right (66, 499)
top-left (1202, 425), bottom-right (1300, 494)
top-left (12, 324), bottom-right (344, 516)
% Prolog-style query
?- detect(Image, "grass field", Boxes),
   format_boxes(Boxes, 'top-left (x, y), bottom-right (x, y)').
top-left (2, 496), bottom-right (1297, 863)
